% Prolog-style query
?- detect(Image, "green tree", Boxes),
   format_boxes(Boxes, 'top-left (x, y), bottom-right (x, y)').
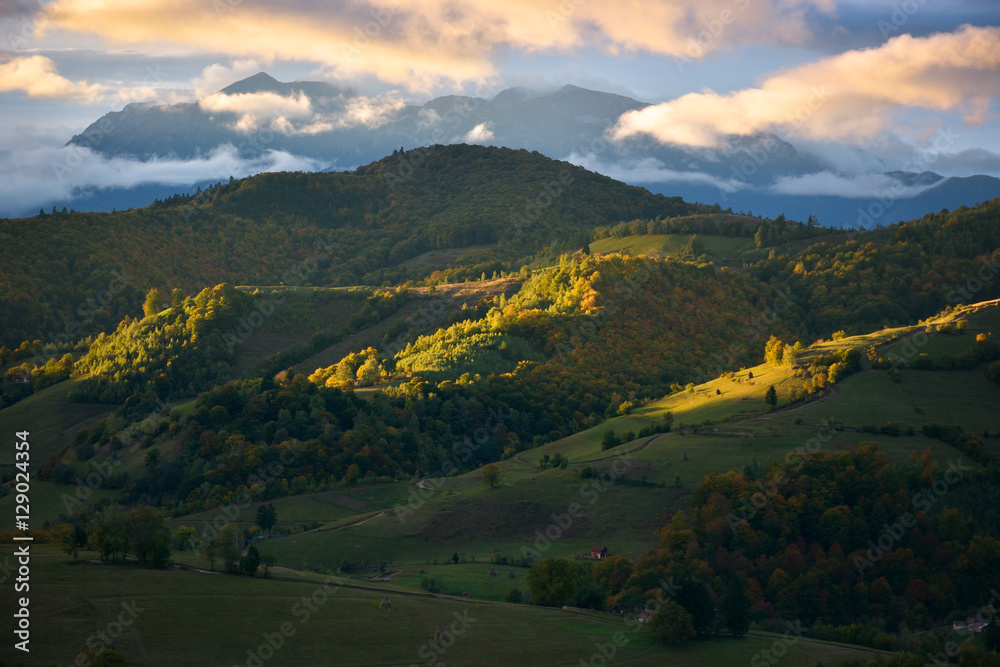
top-left (74, 648), bottom-right (127, 667)
top-left (649, 600), bottom-right (696, 645)
top-left (601, 429), bottom-right (620, 451)
top-left (143, 287), bottom-right (167, 317)
top-left (765, 385), bottom-right (777, 411)
top-left (721, 577), bottom-right (751, 637)
top-left (985, 616), bottom-right (1000, 652)
top-left (527, 558), bottom-right (591, 607)
top-left (571, 580), bottom-right (607, 610)
top-left (261, 554), bottom-right (277, 578)
top-left (988, 360), bottom-right (1000, 384)
top-left (172, 525), bottom-right (196, 551)
top-left (240, 545), bottom-right (261, 577)
top-left (170, 287), bottom-right (185, 310)
top-left (684, 234), bottom-right (705, 259)
top-left (217, 523), bottom-right (244, 574)
top-left (256, 503), bottom-right (278, 533)
top-left (482, 463), bottom-right (500, 488)
top-left (88, 505), bottom-right (129, 562)
top-left (200, 530), bottom-right (219, 571)
top-left (125, 505), bottom-right (171, 567)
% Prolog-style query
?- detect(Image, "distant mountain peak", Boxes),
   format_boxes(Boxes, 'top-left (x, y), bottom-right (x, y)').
top-left (219, 72), bottom-right (281, 95)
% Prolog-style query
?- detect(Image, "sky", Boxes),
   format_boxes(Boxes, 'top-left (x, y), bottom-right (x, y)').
top-left (1, 0), bottom-right (1000, 215)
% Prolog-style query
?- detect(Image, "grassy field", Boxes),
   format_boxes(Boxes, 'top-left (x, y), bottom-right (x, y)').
top-left (0, 546), bottom-right (889, 666)
top-left (231, 289), bottom-right (370, 377)
top-left (396, 245), bottom-right (493, 270)
top-left (588, 234), bottom-right (754, 261)
top-left (222, 307), bottom-right (997, 596)
top-left (0, 376), bottom-right (115, 466)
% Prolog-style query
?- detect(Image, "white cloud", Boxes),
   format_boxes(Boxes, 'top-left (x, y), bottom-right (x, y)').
top-left (190, 60), bottom-right (263, 97)
top-left (199, 90), bottom-right (313, 132)
top-left (565, 153), bottom-right (749, 193)
top-left (462, 122), bottom-right (494, 144)
top-left (0, 139), bottom-right (326, 215)
top-left (769, 172), bottom-right (938, 198)
top-left (612, 25), bottom-right (1000, 148)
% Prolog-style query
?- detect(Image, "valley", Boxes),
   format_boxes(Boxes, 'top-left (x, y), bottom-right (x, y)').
top-left (1, 149), bottom-right (999, 667)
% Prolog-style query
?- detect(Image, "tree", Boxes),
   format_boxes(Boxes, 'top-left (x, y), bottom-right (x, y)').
top-left (764, 336), bottom-right (785, 365)
top-left (452, 552), bottom-right (460, 564)
top-left (482, 463), bottom-right (500, 488)
top-left (721, 577), bottom-right (751, 637)
top-left (256, 503), bottom-right (278, 533)
top-left (58, 522), bottom-right (88, 559)
top-left (170, 288), bottom-right (185, 310)
top-left (601, 429), bottom-right (620, 451)
top-left (74, 648), bottom-right (127, 667)
top-left (356, 355), bottom-right (383, 387)
top-left (527, 558), bottom-right (590, 607)
top-left (684, 234), bottom-right (705, 259)
top-left (217, 523), bottom-right (244, 574)
top-left (571, 580), bottom-right (607, 610)
top-left (88, 505), bottom-right (129, 562)
top-left (649, 600), bottom-right (696, 646)
top-left (240, 545), bottom-right (261, 577)
top-left (765, 385), bottom-right (777, 411)
top-left (200, 531), bottom-right (219, 571)
top-left (172, 525), bottom-right (195, 550)
top-left (143, 288), bottom-right (167, 317)
top-left (592, 555), bottom-right (635, 597)
top-left (125, 505), bottom-right (171, 567)
top-left (985, 616), bottom-right (1000, 652)
top-left (261, 554), bottom-right (277, 578)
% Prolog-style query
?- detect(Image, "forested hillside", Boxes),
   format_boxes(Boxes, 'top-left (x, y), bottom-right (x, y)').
top-left (0, 145), bottom-right (715, 349)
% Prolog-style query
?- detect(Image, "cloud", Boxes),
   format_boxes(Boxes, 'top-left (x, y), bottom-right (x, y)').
top-left (0, 139), bottom-right (326, 216)
top-left (191, 60), bottom-right (263, 97)
top-left (199, 90), bottom-right (314, 132)
top-left (769, 171), bottom-right (939, 198)
top-left (197, 89), bottom-right (405, 134)
top-left (462, 122), bottom-right (494, 144)
top-left (0, 55), bottom-right (107, 101)
top-left (565, 152), bottom-right (749, 194)
top-left (41, 0), bottom-right (834, 91)
top-left (612, 25), bottom-right (1000, 148)
top-left (929, 148), bottom-right (1000, 177)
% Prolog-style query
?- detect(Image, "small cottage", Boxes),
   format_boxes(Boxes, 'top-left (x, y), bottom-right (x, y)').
top-left (589, 546), bottom-right (608, 560)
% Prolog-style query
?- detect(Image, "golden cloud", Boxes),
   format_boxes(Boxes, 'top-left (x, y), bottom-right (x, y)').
top-left (42, 0), bottom-right (833, 91)
top-left (0, 55), bottom-right (107, 100)
top-left (612, 25), bottom-right (1000, 147)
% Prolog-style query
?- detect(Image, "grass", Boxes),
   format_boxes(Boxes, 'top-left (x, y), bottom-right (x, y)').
top-left (588, 234), bottom-right (754, 261)
top-left (0, 376), bottom-right (115, 466)
top-left (396, 245), bottom-right (493, 270)
top-left (0, 546), bottom-right (887, 666)
top-left (231, 289), bottom-right (369, 377)
top-left (242, 310), bottom-right (997, 591)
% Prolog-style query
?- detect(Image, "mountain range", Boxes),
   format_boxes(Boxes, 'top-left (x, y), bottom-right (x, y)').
top-left (50, 72), bottom-right (999, 225)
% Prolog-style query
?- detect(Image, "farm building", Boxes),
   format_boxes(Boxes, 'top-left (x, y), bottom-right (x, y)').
top-left (589, 546), bottom-right (608, 559)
